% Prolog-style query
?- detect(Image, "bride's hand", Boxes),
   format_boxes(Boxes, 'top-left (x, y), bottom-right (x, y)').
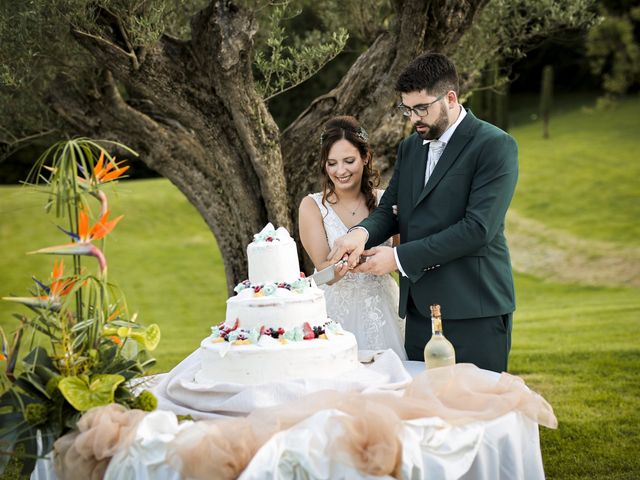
top-left (327, 256), bottom-right (350, 285)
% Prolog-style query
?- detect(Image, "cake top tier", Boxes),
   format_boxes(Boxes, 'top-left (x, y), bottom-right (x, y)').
top-left (247, 223), bottom-right (301, 284)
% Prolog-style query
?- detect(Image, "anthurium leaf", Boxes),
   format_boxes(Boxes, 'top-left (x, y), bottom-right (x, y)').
top-left (120, 338), bottom-right (139, 360)
top-left (58, 374), bottom-right (125, 412)
top-left (143, 324), bottom-right (161, 351)
top-left (130, 324), bottom-right (161, 351)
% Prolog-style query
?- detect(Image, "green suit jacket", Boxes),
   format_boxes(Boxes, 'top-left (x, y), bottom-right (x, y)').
top-left (360, 110), bottom-right (518, 319)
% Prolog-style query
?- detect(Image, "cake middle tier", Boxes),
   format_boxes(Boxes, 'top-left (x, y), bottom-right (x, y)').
top-left (226, 287), bottom-right (328, 331)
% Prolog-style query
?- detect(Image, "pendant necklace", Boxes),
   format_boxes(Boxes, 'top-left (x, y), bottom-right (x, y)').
top-left (342, 197), bottom-right (364, 216)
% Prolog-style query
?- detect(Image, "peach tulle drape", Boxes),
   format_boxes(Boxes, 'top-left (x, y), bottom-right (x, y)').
top-left (53, 363), bottom-right (557, 480)
top-left (54, 404), bottom-right (146, 480)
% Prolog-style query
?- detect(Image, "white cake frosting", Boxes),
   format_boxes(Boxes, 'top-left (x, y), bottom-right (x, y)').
top-left (248, 223), bottom-right (300, 284)
top-left (226, 287), bottom-right (327, 331)
top-left (195, 223), bottom-right (359, 385)
top-left (195, 329), bottom-right (359, 385)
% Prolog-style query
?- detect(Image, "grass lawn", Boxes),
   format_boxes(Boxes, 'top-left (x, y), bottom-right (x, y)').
top-left (509, 93), bottom-right (640, 246)
top-left (1, 94), bottom-right (639, 478)
top-left (0, 180), bottom-right (227, 373)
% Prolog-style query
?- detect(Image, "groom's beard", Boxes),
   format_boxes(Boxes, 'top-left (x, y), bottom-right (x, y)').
top-left (414, 103), bottom-right (449, 140)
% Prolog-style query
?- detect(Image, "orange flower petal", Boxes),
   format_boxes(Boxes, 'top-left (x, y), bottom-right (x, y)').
top-left (101, 165), bottom-right (129, 182)
top-left (108, 308), bottom-right (122, 321)
top-left (91, 214), bottom-right (123, 240)
top-left (78, 209), bottom-right (89, 241)
top-left (52, 259), bottom-right (64, 280)
top-left (57, 279), bottom-right (76, 297)
top-left (94, 151), bottom-right (106, 179)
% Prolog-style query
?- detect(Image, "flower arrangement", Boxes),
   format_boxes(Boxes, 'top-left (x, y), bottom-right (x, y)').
top-left (0, 139), bottom-right (160, 477)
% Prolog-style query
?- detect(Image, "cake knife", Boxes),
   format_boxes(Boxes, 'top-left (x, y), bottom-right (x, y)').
top-left (309, 257), bottom-right (366, 286)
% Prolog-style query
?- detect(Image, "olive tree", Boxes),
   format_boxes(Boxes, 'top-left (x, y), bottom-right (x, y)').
top-left (0, 0), bottom-right (595, 291)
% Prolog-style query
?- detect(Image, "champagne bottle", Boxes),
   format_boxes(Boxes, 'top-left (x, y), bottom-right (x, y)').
top-left (423, 304), bottom-right (456, 369)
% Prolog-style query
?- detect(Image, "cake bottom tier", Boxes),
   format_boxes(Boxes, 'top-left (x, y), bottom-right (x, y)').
top-left (194, 330), bottom-right (359, 385)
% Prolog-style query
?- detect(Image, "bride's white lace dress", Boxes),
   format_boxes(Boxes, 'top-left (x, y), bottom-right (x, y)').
top-left (309, 193), bottom-right (407, 360)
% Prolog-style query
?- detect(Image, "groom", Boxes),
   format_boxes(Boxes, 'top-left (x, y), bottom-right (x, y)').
top-left (329, 53), bottom-right (518, 373)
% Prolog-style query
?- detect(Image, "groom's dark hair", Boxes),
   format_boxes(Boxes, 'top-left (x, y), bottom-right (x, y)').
top-left (395, 53), bottom-right (459, 96)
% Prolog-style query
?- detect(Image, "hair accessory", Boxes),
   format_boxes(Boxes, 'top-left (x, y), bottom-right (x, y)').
top-left (319, 126), bottom-right (369, 146)
top-left (355, 127), bottom-right (369, 143)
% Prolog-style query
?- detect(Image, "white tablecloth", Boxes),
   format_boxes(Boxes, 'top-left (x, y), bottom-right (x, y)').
top-left (32, 353), bottom-right (547, 479)
top-left (148, 349), bottom-right (413, 419)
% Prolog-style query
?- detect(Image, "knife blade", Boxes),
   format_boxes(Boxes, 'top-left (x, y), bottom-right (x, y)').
top-left (309, 261), bottom-right (344, 286)
top-left (310, 256), bottom-right (367, 286)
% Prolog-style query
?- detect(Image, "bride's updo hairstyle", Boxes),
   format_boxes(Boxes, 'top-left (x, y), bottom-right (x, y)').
top-left (319, 116), bottom-right (380, 213)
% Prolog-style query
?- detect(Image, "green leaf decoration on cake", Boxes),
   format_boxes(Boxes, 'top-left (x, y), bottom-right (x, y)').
top-left (58, 374), bottom-right (125, 411)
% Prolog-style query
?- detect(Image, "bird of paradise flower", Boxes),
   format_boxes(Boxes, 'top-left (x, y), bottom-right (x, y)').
top-left (29, 208), bottom-right (123, 275)
top-left (2, 259), bottom-right (77, 311)
top-left (77, 150), bottom-right (130, 217)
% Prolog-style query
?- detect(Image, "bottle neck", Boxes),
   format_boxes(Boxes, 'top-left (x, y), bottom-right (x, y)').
top-left (431, 315), bottom-right (443, 336)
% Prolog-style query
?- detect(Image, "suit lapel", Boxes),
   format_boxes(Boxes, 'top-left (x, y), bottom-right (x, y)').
top-left (414, 111), bottom-right (477, 207)
top-left (411, 140), bottom-right (429, 206)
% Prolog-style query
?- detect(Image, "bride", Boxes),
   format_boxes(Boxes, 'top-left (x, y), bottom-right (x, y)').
top-left (299, 116), bottom-right (407, 360)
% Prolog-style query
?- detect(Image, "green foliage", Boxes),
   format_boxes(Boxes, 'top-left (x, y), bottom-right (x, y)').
top-left (0, 0), bottom-right (598, 143)
top-left (586, 5), bottom-right (640, 105)
top-left (310, 0), bottom-right (393, 45)
top-left (58, 374), bottom-right (125, 411)
top-left (132, 390), bottom-right (158, 412)
top-left (0, 442), bottom-right (28, 480)
top-left (0, 139), bottom-right (159, 477)
top-left (254, 1), bottom-right (348, 100)
top-left (454, 0), bottom-right (596, 97)
top-left (0, 0), bottom-right (207, 140)
top-left (24, 403), bottom-right (48, 426)
top-left (467, 62), bottom-right (509, 131)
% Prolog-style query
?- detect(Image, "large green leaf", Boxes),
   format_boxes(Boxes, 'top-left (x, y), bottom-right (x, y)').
top-left (21, 347), bottom-right (55, 371)
top-left (14, 371), bottom-right (48, 400)
top-left (58, 374), bottom-right (125, 412)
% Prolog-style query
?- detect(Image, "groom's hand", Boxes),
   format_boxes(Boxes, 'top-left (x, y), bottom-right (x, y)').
top-left (353, 246), bottom-right (397, 275)
top-left (327, 229), bottom-right (368, 268)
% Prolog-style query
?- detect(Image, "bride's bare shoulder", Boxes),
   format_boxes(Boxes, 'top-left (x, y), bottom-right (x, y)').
top-left (299, 194), bottom-right (323, 216)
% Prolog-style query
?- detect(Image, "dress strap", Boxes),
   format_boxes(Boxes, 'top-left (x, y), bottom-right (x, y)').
top-left (308, 192), bottom-right (329, 217)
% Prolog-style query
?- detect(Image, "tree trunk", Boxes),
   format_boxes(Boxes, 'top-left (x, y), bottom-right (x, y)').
top-left (48, 0), bottom-right (489, 293)
top-left (281, 0), bottom-right (488, 270)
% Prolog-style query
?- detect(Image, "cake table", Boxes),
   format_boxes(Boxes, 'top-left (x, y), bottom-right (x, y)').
top-left (31, 351), bottom-right (554, 480)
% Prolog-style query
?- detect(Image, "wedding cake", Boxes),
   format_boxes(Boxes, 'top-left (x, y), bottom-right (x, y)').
top-left (195, 223), bottom-right (359, 385)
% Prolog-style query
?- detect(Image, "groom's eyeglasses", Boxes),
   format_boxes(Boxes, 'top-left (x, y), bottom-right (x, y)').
top-left (397, 94), bottom-right (446, 118)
